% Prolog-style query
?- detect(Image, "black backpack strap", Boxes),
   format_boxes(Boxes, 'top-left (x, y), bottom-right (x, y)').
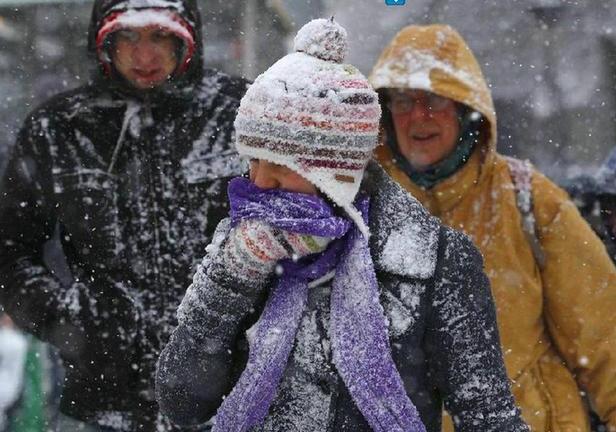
top-left (505, 156), bottom-right (546, 269)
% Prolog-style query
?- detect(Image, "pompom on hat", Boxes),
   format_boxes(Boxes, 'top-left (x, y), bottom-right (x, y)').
top-left (234, 18), bottom-right (381, 237)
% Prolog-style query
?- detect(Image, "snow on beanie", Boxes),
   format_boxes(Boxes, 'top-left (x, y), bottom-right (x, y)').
top-left (234, 18), bottom-right (382, 237)
top-left (96, 3), bottom-right (195, 76)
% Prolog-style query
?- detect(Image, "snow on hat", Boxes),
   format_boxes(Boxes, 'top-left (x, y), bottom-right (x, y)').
top-left (234, 18), bottom-right (381, 237)
top-left (96, 6), bottom-right (195, 77)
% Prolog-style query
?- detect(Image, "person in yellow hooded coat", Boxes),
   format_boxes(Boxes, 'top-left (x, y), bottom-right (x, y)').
top-left (370, 24), bottom-right (616, 432)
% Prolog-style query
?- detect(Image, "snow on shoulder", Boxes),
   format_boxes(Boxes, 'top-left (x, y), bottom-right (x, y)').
top-left (293, 18), bottom-right (348, 63)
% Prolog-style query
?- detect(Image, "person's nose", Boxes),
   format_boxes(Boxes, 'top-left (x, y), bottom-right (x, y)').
top-left (251, 161), bottom-right (281, 190)
top-left (408, 98), bottom-right (433, 121)
top-left (132, 39), bottom-right (159, 68)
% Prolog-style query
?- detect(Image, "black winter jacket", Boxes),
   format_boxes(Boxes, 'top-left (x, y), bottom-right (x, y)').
top-left (156, 163), bottom-right (530, 432)
top-left (0, 0), bottom-right (248, 429)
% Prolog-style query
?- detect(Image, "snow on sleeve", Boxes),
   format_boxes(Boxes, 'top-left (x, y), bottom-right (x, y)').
top-left (181, 105), bottom-right (247, 184)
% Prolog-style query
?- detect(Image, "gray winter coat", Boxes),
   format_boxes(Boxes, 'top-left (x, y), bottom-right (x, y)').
top-left (156, 163), bottom-right (529, 432)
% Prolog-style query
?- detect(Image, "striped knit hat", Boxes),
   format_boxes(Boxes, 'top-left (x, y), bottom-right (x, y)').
top-left (234, 18), bottom-right (381, 237)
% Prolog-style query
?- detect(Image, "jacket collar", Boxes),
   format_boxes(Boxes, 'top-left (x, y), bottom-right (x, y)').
top-left (375, 144), bottom-right (486, 216)
top-left (363, 162), bottom-right (440, 279)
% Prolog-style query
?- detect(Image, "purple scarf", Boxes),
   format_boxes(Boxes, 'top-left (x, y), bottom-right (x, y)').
top-left (212, 177), bottom-right (426, 432)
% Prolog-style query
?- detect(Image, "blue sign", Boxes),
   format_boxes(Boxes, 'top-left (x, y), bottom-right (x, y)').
top-left (385, 0), bottom-right (406, 5)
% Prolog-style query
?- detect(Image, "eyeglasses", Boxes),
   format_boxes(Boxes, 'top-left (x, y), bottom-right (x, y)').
top-left (386, 90), bottom-right (453, 114)
top-left (114, 28), bottom-right (175, 45)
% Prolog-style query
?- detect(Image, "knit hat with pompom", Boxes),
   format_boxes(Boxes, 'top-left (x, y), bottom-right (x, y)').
top-left (234, 18), bottom-right (381, 237)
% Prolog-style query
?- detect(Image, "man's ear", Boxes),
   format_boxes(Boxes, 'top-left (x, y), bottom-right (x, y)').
top-left (101, 33), bottom-right (115, 63)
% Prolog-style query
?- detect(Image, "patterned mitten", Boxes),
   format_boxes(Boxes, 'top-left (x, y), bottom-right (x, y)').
top-left (222, 219), bottom-right (331, 283)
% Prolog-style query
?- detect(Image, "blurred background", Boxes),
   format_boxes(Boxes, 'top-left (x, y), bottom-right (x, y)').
top-left (2, 0), bottom-right (616, 180)
top-left (1, 0), bottom-right (616, 180)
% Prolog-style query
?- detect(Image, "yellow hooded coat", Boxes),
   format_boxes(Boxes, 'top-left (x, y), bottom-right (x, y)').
top-left (370, 25), bottom-right (616, 432)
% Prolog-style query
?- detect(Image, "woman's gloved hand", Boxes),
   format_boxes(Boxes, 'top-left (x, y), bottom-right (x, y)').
top-left (174, 218), bottom-right (332, 348)
top-left (222, 219), bottom-right (331, 281)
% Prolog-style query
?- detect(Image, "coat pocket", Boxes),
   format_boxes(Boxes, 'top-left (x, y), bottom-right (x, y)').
top-left (53, 169), bottom-right (122, 269)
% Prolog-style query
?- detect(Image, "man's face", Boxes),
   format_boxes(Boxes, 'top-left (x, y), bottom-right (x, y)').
top-left (249, 159), bottom-right (318, 196)
top-left (388, 89), bottom-right (460, 170)
top-left (111, 27), bottom-right (179, 90)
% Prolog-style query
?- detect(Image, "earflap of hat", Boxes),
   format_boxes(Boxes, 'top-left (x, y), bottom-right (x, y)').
top-left (96, 8), bottom-right (195, 77)
top-left (305, 174), bottom-right (370, 238)
top-left (301, 168), bottom-right (369, 237)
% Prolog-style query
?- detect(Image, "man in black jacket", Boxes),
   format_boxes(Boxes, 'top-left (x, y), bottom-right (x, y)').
top-left (0, 0), bottom-right (248, 430)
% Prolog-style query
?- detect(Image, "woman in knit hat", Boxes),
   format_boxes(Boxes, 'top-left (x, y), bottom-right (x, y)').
top-left (156, 19), bottom-right (529, 432)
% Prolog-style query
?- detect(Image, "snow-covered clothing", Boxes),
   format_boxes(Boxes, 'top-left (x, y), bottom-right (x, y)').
top-left (211, 177), bottom-right (425, 432)
top-left (370, 24), bottom-right (616, 432)
top-left (156, 162), bottom-right (529, 432)
top-left (157, 19), bottom-right (527, 432)
top-left (0, 0), bottom-right (247, 430)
